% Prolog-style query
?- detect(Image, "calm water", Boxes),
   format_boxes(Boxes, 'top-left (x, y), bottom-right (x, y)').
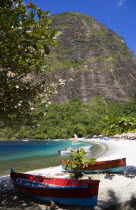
top-left (0, 140), bottom-right (103, 177)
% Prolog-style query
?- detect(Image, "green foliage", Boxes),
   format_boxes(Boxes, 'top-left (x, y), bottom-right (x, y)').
top-left (0, 0), bottom-right (58, 127)
top-left (64, 148), bottom-right (96, 179)
top-left (0, 96), bottom-right (136, 140)
top-left (103, 116), bottom-right (136, 135)
top-left (123, 95), bottom-right (136, 117)
top-left (102, 95), bottom-right (136, 135)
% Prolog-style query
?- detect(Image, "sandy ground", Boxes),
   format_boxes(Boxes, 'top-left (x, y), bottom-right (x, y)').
top-left (0, 138), bottom-right (136, 209)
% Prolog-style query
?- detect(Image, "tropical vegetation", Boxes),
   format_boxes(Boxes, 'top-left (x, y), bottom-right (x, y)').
top-left (0, 95), bottom-right (136, 140)
top-left (0, 1), bottom-right (136, 140)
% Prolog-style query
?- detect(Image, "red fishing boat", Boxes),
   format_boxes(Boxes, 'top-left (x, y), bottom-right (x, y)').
top-left (62, 158), bottom-right (126, 173)
top-left (10, 169), bottom-right (100, 206)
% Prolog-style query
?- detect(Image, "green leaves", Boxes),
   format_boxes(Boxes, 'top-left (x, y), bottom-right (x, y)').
top-left (0, 0), bottom-right (58, 126)
top-left (103, 116), bottom-right (136, 135)
top-left (0, 94), bottom-right (136, 139)
top-left (64, 148), bottom-right (96, 179)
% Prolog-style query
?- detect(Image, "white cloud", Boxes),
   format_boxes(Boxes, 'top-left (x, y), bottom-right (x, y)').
top-left (117, 0), bottom-right (126, 7)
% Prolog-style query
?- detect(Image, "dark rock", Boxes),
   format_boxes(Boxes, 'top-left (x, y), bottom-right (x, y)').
top-left (46, 12), bottom-right (136, 103)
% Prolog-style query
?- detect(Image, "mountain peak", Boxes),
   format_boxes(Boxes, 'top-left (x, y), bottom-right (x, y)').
top-left (47, 12), bottom-right (136, 103)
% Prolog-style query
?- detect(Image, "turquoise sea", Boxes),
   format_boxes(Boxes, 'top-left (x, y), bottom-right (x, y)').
top-left (0, 139), bottom-right (103, 177)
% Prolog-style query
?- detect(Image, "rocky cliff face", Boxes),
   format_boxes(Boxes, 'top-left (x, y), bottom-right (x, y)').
top-left (47, 12), bottom-right (136, 103)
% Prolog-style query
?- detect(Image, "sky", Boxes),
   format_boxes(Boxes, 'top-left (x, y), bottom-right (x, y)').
top-left (31, 0), bottom-right (136, 56)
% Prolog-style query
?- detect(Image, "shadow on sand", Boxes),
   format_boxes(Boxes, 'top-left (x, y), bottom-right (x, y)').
top-left (123, 165), bottom-right (136, 178)
top-left (97, 190), bottom-right (136, 210)
top-left (103, 165), bottom-right (136, 180)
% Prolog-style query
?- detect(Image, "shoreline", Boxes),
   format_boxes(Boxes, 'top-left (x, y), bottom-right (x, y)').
top-left (87, 138), bottom-right (136, 207)
top-left (0, 138), bottom-right (136, 209)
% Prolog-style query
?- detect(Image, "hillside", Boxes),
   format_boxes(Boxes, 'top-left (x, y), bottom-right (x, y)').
top-left (46, 11), bottom-right (136, 103)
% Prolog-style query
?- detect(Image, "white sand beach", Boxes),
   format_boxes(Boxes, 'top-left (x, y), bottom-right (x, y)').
top-left (88, 138), bottom-right (136, 209)
top-left (0, 138), bottom-right (136, 209)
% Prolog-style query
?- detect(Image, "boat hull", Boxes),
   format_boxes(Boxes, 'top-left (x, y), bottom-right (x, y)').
top-left (62, 158), bottom-right (126, 173)
top-left (10, 170), bottom-right (100, 206)
top-left (13, 184), bottom-right (98, 206)
top-left (24, 194), bottom-right (98, 206)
